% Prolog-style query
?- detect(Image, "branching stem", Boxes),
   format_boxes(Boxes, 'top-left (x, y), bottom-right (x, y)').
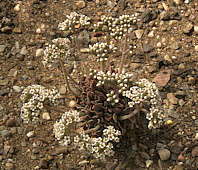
top-left (119, 33), bottom-right (128, 74)
top-left (59, 60), bottom-right (78, 96)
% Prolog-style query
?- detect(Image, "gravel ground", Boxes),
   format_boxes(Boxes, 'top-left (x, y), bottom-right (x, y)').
top-left (0, 0), bottom-right (198, 169)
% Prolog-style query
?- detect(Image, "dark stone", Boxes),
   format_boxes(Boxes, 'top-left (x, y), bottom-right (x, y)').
top-left (6, 118), bottom-right (17, 127)
top-left (0, 88), bottom-right (9, 96)
top-left (32, 148), bottom-right (40, 154)
top-left (39, 159), bottom-right (49, 169)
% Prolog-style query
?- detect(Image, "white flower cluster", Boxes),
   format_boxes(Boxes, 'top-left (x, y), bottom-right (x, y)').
top-left (53, 110), bottom-right (121, 160)
top-left (123, 78), bottom-right (165, 129)
top-left (73, 126), bottom-right (121, 160)
top-left (53, 110), bottom-right (81, 146)
top-left (94, 14), bottom-right (137, 39)
top-left (88, 42), bottom-right (117, 62)
top-left (20, 85), bottom-right (60, 123)
top-left (43, 38), bottom-right (71, 68)
top-left (58, 12), bottom-right (90, 33)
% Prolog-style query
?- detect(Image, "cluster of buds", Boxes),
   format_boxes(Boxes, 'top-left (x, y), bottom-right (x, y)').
top-left (94, 14), bottom-right (137, 39)
top-left (123, 79), bottom-right (165, 129)
top-left (106, 90), bottom-right (119, 105)
top-left (73, 126), bottom-right (121, 160)
top-left (129, 42), bottom-right (137, 56)
top-left (88, 42), bottom-right (117, 62)
top-left (43, 38), bottom-right (71, 68)
top-left (58, 12), bottom-right (90, 33)
top-left (20, 85), bottom-right (60, 123)
top-left (93, 70), bottom-right (133, 91)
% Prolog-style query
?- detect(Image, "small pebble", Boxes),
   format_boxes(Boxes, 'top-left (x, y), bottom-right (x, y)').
top-left (195, 45), bottom-right (198, 52)
top-left (76, 0), bottom-right (86, 9)
top-left (194, 25), bottom-right (198, 33)
top-left (134, 29), bottom-right (144, 39)
top-left (195, 133), bottom-right (198, 140)
top-left (42, 112), bottom-right (51, 120)
top-left (148, 31), bottom-right (154, 38)
top-left (5, 162), bottom-right (14, 169)
top-left (183, 22), bottom-right (193, 34)
top-left (6, 118), bottom-right (17, 127)
top-left (173, 165), bottom-right (184, 170)
top-left (13, 86), bottom-right (21, 92)
top-left (145, 160), bottom-right (153, 168)
top-left (191, 146), bottom-right (198, 157)
top-left (69, 100), bottom-right (77, 108)
top-left (178, 63), bottom-right (185, 70)
top-left (36, 28), bottom-right (41, 34)
top-left (14, 4), bottom-right (20, 12)
top-left (184, 0), bottom-right (189, 3)
top-left (156, 42), bottom-right (162, 48)
top-left (36, 49), bottom-right (44, 57)
top-left (27, 131), bottom-right (34, 138)
top-left (0, 45), bottom-right (6, 53)
top-left (178, 154), bottom-right (185, 162)
top-left (173, 0), bottom-right (183, 5)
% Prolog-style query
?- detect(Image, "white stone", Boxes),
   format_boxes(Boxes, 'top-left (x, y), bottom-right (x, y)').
top-left (195, 45), bottom-right (198, 52)
top-left (36, 28), bottom-right (41, 34)
top-left (184, 0), bottom-right (189, 4)
top-left (134, 29), bottom-right (144, 39)
top-left (14, 4), bottom-right (20, 12)
top-left (69, 100), bottom-right (77, 108)
top-left (96, 0), bottom-right (100, 4)
top-left (27, 131), bottom-right (34, 138)
top-left (13, 86), bottom-right (21, 92)
top-left (36, 49), bottom-right (44, 57)
top-left (195, 133), bottom-right (198, 140)
top-left (42, 112), bottom-right (51, 120)
top-left (146, 160), bottom-right (153, 168)
top-left (148, 31), bottom-right (154, 38)
top-left (173, 0), bottom-right (183, 5)
top-left (156, 42), bottom-right (162, 48)
top-left (76, 0), bottom-right (86, 9)
top-left (194, 25), bottom-right (198, 33)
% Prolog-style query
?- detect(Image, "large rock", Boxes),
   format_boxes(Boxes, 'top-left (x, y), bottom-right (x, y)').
top-left (158, 149), bottom-right (171, 161)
